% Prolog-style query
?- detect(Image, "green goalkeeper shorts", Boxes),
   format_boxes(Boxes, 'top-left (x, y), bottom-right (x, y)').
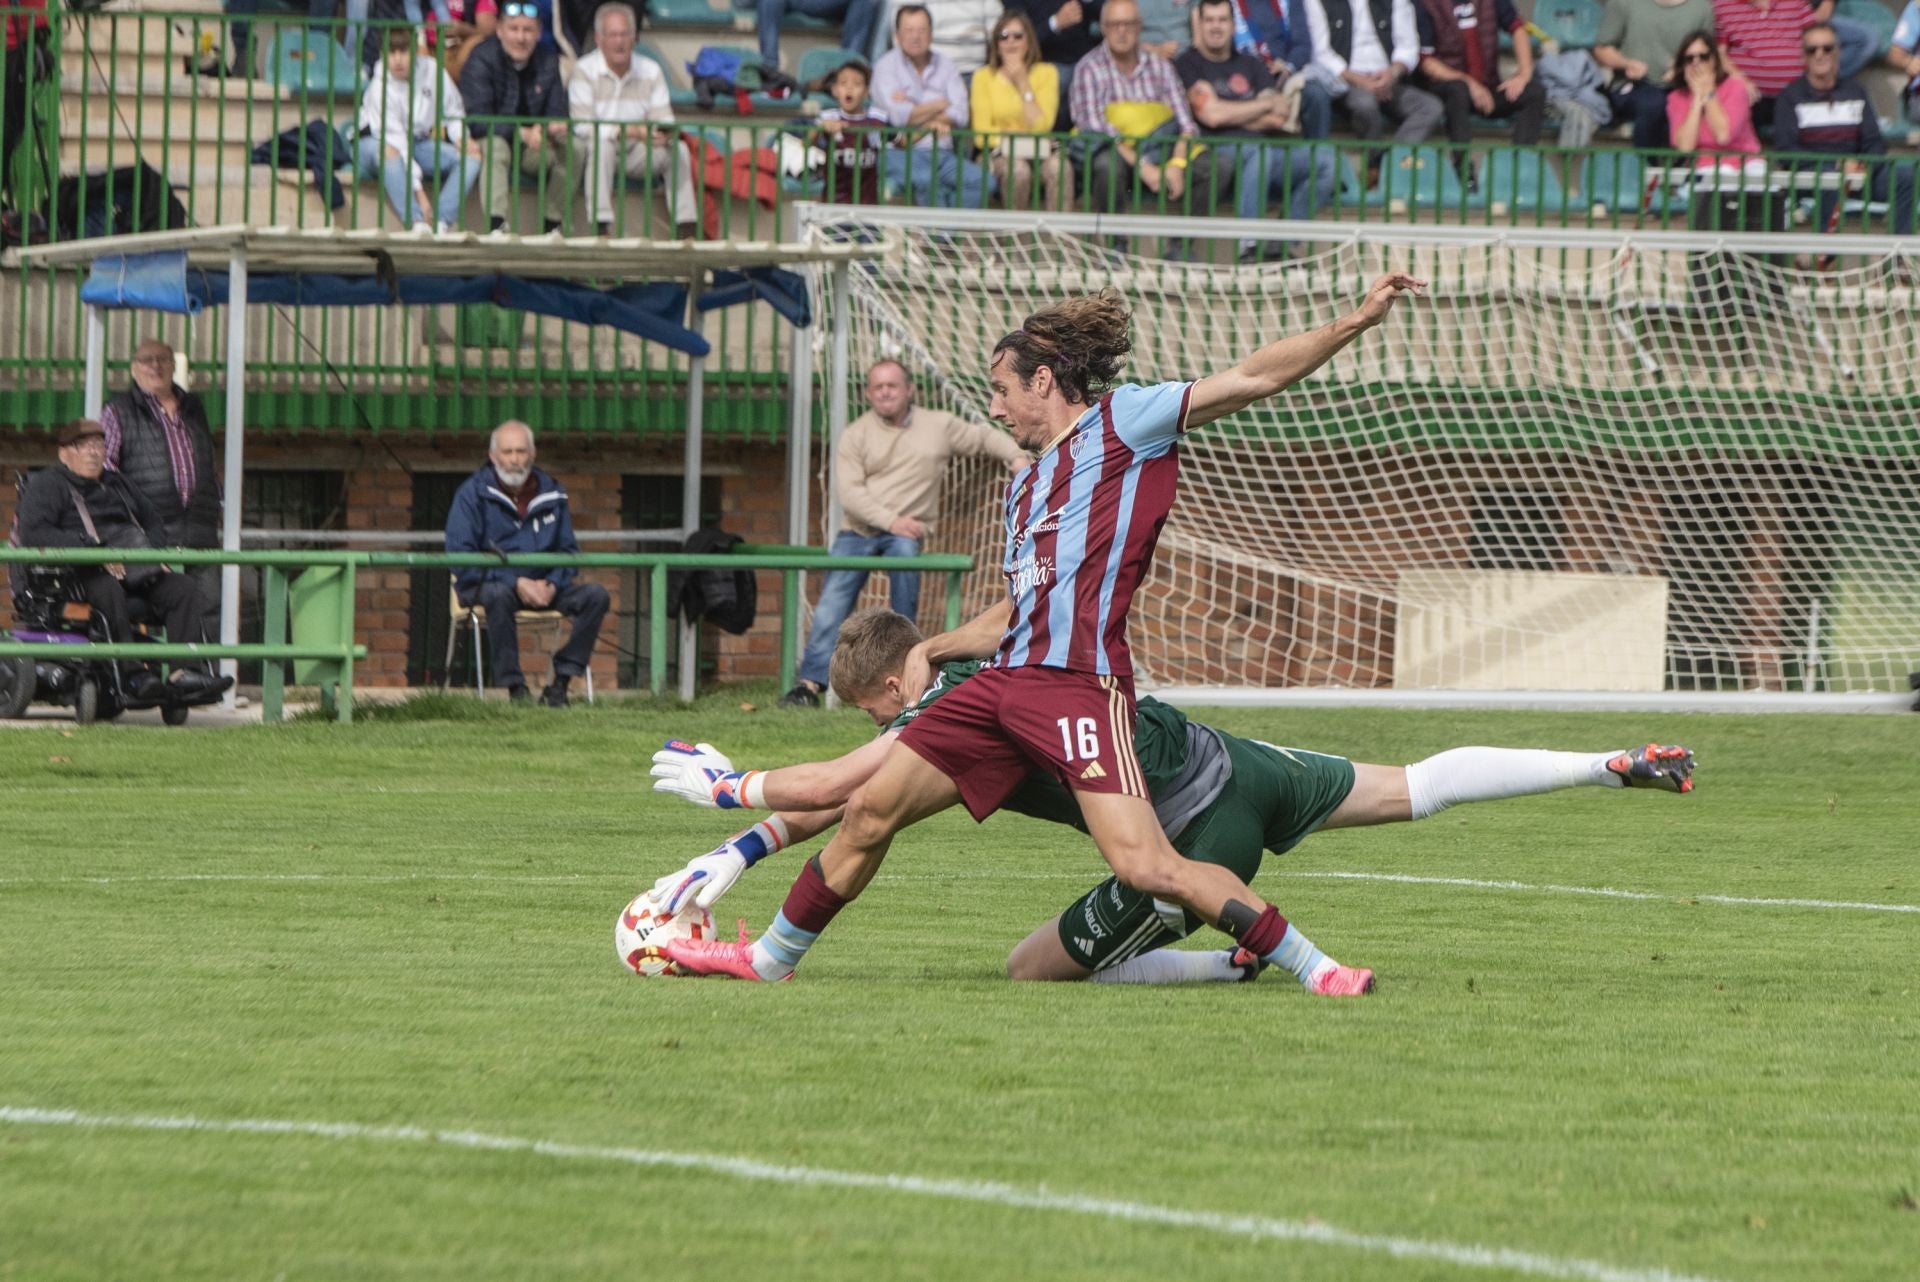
top-left (1055, 734), bottom-right (1357, 972)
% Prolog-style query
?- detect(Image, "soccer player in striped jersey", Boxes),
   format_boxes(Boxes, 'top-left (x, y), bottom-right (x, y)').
top-left (666, 274), bottom-right (1424, 992)
top-left (648, 608), bottom-right (1696, 987)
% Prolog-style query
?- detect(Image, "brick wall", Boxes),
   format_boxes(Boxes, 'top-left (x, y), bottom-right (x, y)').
top-left (1, 428), bottom-right (801, 690)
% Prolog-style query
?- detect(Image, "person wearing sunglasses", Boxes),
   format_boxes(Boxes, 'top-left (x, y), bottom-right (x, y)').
top-left (1667, 30), bottom-right (1760, 165)
top-left (971, 10), bottom-right (1071, 210)
top-left (1710, 0), bottom-right (1875, 134)
top-left (1774, 20), bottom-right (1916, 237)
top-left (1593, 0), bottom-right (1713, 151)
top-left (459, 0), bottom-right (579, 233)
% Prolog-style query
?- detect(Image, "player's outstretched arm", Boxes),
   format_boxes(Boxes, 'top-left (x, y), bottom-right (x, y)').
top-left (900, 599), bottom-right (1014, 698)
top-left (647, 807), bottom-right (845, 913)
top-left (653, 733), bottom-right (900, 811)
top-left (1186, 272), bottom-right (1425, 430)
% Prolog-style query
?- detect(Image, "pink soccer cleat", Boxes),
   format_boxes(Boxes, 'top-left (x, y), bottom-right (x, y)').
top-left (1608, 743), bottom-right (1697, 793)
top-left (662, 923), bottom-right (784, 981)
top-left (1309, 964), bottom-right (1376, 996)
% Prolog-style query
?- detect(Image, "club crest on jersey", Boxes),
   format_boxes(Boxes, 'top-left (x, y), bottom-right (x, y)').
top-left (1071, 430), bottom-right (1097, 460)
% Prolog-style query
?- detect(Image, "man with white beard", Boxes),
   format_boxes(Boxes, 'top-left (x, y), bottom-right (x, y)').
top-left (444, 420), bottom-right (609, 706)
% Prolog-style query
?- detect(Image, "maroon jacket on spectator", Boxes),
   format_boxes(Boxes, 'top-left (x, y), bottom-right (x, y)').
top-left (1413, 0), bottom-right (1523, 89)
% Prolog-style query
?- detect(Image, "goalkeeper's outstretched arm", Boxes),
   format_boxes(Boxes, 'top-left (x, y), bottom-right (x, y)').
top-left (1186, 272), bottom-right (1424, 430)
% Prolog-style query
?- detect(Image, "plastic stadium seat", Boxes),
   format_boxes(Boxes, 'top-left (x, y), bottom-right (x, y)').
top-left (732, 0), bottom-right (833, 28)
top-left (1365, 144), bottom-right (1466, 210)
top-left (1531, 0), bottom-right (1604, 51)
top-left (650, 0), bottom-right (732, 23)
top-left (638, 39), bottom-right (700, 109)
top-left (266, 27), bottom-right (360, 96)
top-left (796, 46), bottom-right (862, 91)
top-left (1835, 0), bottom-right (1897, 58)
top-left (1580, 150), bottom-right (1684, 216)
top-left (1473, 149), bottom-right (1567, 213)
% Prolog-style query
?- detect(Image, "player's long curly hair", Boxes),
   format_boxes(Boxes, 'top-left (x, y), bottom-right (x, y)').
top-left (991, 289), bottom-right (1131, 405)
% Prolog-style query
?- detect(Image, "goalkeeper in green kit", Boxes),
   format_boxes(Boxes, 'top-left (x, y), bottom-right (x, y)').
top-left (646, 608), bottom-right (1696, 988)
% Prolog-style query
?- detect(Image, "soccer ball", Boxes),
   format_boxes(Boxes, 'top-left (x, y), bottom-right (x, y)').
top-left (614, 894), bottom-right (713, 976)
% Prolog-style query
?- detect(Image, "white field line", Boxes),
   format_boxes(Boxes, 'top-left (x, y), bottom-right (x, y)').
top-left (1272, 871), bottom-right (1920, 916)
top-left (0, 1104), bottom-right (1725, 1282)
top-left (1, 868), bottom-right (1915, 916)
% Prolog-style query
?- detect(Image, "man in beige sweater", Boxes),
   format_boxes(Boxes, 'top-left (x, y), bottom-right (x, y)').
top-left (781, 359), bottom-right (1028, 708)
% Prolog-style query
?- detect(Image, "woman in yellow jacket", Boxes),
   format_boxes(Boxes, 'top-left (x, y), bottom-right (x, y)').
top-left (969, 10), bottom-right (1069, 212)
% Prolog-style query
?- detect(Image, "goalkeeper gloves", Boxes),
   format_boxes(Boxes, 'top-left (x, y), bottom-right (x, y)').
top-left (648, 817), bottom-right (791, 913)
top-left (650, 739), bottom-right (769, 810)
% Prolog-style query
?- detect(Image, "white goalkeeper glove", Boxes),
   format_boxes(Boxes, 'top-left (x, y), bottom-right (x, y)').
top-left (649, 739), bottom-right (769, 810)
top-left (646, 816), bottom-right (792, 913)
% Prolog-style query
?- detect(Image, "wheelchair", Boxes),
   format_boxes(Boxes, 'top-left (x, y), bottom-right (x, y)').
top-left (0, 563), bottom-right (221, 726)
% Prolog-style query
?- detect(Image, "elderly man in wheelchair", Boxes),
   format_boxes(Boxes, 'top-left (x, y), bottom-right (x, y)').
top-left (3, 419), bottom-right (232, 722)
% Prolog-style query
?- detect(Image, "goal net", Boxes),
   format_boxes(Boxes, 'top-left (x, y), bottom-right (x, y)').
top-left (801, 210), bottom-right (1920, 699)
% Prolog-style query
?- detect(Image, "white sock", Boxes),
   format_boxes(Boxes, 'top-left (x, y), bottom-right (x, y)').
top-left (1404, 747), bottom-right (1624, 820)
top-left (1092, 949), bottom-right (1243, 984)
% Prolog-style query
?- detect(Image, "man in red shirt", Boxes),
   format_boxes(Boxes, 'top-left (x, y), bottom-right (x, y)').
top-left (1713, 0), bottom-right (1874, 129)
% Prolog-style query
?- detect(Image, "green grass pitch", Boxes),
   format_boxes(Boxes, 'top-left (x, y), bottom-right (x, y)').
top-left (1, 695), bottom-right (1915, 1281)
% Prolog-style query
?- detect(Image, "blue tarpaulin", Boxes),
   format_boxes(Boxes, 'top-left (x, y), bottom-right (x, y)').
top-left (78, 250), bottom-right (814, 356)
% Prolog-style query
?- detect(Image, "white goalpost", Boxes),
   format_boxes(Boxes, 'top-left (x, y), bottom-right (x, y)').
top-left (792, 204), bottom-right (1920, 712)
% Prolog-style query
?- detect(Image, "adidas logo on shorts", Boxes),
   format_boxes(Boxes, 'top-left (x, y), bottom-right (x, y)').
top-left (1078, 761), bottom-right (1107, 781)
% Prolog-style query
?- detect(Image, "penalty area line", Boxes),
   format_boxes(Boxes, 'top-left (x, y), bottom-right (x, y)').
top-left (0, 1104), bottom-right (1724, 1282)
top-left (1277, 871), bottom-right (1920, 915)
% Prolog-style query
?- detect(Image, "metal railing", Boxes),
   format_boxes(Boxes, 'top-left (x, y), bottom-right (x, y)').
top-left (6, 3), bottom-right (1919, 428)
top-left (0, 543), bottom-right (973, 720)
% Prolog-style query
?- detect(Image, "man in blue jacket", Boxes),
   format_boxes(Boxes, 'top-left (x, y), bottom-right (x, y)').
top-left (444, 421), bottom-right (608, 706)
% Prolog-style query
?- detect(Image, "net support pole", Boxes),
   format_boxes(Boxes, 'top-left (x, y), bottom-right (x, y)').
top-left (785, 299), bottom-right (815, 691)
top-left (218, 246), bottom-right (248, 709)
top-left (679, 273), bottom-right (706, 703)
top-left (824, 261), bottom-right (851, 545)
top-left (83, 306), bottom-right (107, 418)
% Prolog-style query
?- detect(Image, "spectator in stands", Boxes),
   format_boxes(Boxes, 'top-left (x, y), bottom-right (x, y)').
top-left (430, 0), bottom-right (499, 84)
top-left (568, 4), bottom-right (696, 237)
top-left (925, 0), bottom-right (1007, 73)
top-left (1413, 0), bottom-right (1544, 152)
top-left (1300, 0), bottom-right (1444, 144)
top-left (445, 421), bottom-right (608, 707)
top-left (1894, 2), bottom-right (1920, 127)
top-left (1594, 0), bottom-right (1713, 150)
top-left (99, 339), bottom-right (223, 627)
top-left (813, 58), bottom-right (888, 203)
top-left (1714, 0), bottom-right (1875, 131)
top-left (780, 360), bottom-right (1027, 708)
top-left (461, 3), bottom-right (576, 234)
top-left (1013, 0), bottom-right (1105, 67)
top-left (356, 27), bottom-right (481, 233)
top-left (1232, 0), bottom-right (1334, 140)
top-left (14, 420), bottom-right (230, 704)
top-left (873, 5), bottom-right (993, 206)
top-left (1774, 21), bottom-right (1916, 235)
top-left (1138, 0), bottom-right (1193, 56)
top-left (1177, 0), bottom-right (1337, 259)
top-left (3, 0), bottom-right (49, 195)
top-left (1071, 0), bottom-right (1224, 230)
top-left (1668, 29), bottom-right (1761, 161)
top-left (758, 0), bottom-right (882, 78)
top-left (972, 9), bottom-right (1071, 209)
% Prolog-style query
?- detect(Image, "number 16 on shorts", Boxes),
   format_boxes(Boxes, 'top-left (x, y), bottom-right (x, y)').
top-left (1057, 716), bottom-right (1102, 763)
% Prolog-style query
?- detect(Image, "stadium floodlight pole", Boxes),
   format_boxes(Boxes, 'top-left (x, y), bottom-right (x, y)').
top-left (680, 269), bottom-right (707, 702)
top-left (218, 244), bottom-right (248, 709)
top-left (82, 305), bottom-right (106, 418)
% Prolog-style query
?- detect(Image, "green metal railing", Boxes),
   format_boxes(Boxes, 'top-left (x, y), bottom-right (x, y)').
top-left (0, 543), bottom-right (972, 720)
top-left (6, 2), bottom-right (1919, 428)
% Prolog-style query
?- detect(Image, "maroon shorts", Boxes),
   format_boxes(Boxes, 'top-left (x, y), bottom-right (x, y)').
top-left (896, 665), bottom-right (1149, 821)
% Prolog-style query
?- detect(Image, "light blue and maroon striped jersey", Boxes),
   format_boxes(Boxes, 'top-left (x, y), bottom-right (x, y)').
top-left (993, 381), bottom-right (1194, 677)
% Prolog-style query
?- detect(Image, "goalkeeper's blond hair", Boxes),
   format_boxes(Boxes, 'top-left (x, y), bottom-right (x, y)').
top-left (829, 607), bottom-right (924, 703)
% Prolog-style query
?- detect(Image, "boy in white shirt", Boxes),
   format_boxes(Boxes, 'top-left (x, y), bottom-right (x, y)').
top-left (355, 27), bottom-right (482, 232)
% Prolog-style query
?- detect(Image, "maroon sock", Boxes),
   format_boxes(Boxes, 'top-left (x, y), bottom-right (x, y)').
top-left (1234, 904), bottom-right (1289, 957)
top-left (778, 856), bottom-right (852, 934)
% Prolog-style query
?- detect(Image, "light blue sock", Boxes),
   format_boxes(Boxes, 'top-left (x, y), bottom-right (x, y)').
top-left (749, 910), bottom-right (818, 980)
top-left (1263, 923), bottom-right (1330, 989)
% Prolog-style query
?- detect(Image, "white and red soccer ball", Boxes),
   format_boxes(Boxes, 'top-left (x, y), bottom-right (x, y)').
top-left (614, 894), bottom-right (713, 976)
